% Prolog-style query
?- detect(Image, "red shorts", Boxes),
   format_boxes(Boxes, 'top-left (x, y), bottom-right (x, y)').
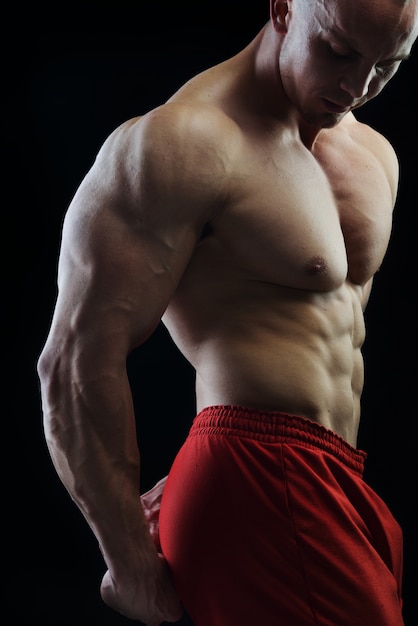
top-left (159, 406), bottom-right (404, 626)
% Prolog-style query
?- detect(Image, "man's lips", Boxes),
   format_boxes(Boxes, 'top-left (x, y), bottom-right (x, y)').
top-left (322, 98), bottom-right (352, 113)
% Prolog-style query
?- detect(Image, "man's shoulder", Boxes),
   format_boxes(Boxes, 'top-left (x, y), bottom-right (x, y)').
top-left (326, 113), bottom-right (399, 185)
top-left (348, 113), bottom-right (399, 194)
top-left (146, 101), bottom-right (242, 147)
top-left (94, 102), bottom-right (242, 218)
top-left (342, 113), bottom-right (398, 163)
top-left (111, 102), bottom-right (243, 170)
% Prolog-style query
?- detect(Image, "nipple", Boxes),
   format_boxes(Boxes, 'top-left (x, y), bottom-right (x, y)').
top-left (305, 255), bottom-right (327, 276)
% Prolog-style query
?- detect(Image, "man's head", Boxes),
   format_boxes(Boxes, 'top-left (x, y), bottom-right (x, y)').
top-left (270, 0), bottom-right (418, 127)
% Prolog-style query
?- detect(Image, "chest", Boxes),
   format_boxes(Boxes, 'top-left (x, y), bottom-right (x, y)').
top-left (208, 136), bottom-right (394, 290)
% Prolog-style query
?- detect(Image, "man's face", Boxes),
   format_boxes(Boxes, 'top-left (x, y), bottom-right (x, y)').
top-left (279, 0), bottom-right (418, 127)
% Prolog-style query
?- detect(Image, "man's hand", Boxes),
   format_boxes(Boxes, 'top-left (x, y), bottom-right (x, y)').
top-left (141, 476), bottom-right (168, 551)
top-left (100, 476), bottom-right (182, 625)
top-left (100, 549), bottom-right (183, 626)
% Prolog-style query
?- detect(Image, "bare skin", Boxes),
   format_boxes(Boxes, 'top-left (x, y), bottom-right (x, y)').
top-left (37, 0), bottom-right (418, 624)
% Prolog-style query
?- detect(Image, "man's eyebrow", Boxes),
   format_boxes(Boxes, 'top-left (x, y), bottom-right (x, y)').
top-left (376, 51), bottom-right (411, 63)
top-left (387, 52), bottom-right (411, 62)
top-left (328, 27), bottom-right (411, 62)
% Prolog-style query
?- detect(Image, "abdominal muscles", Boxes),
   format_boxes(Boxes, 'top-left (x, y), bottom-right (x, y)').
top-left (164, 279), bottom-right (365, 446)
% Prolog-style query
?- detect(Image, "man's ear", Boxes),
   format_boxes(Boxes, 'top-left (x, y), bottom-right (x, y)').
top-left (271, 0), bottom-right (291, 33)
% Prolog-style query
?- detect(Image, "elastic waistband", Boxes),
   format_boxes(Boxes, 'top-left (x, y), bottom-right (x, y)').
top-left (190, 405), bottom-right (367, 476)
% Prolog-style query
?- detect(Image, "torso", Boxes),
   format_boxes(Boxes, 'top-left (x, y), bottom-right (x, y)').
top-left (161, 51), bottom-right (395, 447)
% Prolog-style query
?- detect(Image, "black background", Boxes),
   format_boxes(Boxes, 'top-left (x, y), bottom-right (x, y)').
top-left (4, 2), bottom-right (417, 624)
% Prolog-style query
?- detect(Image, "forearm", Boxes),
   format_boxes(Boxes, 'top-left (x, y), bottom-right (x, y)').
top-left (39, 353), bottom-right (155, 578)
top-left (38, 334), bottom-right (183, 623)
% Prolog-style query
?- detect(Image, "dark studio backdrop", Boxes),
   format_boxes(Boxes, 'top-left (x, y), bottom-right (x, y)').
top-left (5, 2), bottom-right (417, 625)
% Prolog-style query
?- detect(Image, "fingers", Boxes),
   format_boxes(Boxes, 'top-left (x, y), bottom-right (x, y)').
top-left (100, 560), bottom-right (183, 626)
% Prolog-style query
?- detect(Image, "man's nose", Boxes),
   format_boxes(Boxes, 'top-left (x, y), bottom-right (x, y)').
top-left (339, 64), bottom-right (375, 99)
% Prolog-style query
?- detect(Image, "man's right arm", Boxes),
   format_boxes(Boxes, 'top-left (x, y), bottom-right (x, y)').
top-left (37, 106), bottom-right (232, 624)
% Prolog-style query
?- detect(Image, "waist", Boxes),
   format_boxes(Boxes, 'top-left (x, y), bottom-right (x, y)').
top-left (190, 405), bottom-right (367, 476)
top-left (194, 344), bottom-right (362, 445)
